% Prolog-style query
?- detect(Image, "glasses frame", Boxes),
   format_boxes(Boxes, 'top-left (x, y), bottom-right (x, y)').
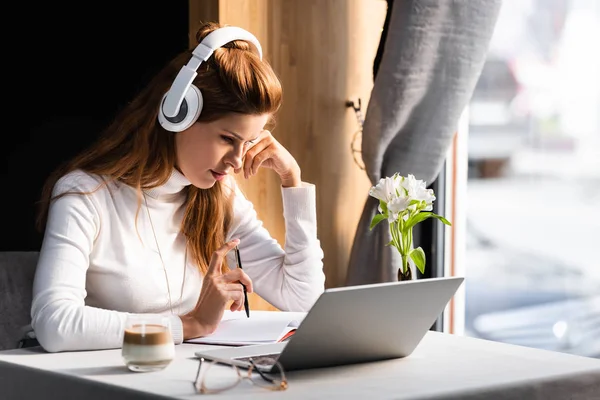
top-left (193, 357), bottom-right (288, 394)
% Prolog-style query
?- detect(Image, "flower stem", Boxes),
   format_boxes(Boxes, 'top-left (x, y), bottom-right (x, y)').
top-left (392, 219), bottom-right (409, 276)
top-left (401, 254), bottom-right (408, 275)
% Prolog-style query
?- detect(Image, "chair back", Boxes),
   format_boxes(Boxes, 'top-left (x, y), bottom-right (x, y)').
top-left (0, 251), bottom-right (39, 350)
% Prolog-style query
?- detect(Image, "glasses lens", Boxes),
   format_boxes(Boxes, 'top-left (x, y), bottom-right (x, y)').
top-left (250, 361), bottom-right (288, 391)
top-left (199, 360), bottom-right (241, 393)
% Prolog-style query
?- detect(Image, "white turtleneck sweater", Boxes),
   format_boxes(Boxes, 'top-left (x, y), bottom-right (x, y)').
top-left (30, 169), bottom-right (325, 353)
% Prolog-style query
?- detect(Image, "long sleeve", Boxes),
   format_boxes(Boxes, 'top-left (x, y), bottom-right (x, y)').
top-left (227, 182), bottom-right (326, 311)
top-left (30, 174), bottom-right (184, 353)
top-left (31, 170), bottom-right (324, 352)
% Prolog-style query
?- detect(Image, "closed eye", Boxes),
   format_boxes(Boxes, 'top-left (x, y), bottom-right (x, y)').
top-left (222, 135), bottom-right (256, 147)
top-left (221, 135), bottom-right (234, 144)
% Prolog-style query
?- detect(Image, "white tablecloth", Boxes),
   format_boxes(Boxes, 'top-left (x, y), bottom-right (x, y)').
top-left (1, 331), bottom-right (599, 399)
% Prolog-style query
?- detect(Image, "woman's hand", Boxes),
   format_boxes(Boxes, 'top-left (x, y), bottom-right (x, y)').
top-left (181, 239), bottom-right (253, 339)
top-left (236, 129), bottom-right (302, 187)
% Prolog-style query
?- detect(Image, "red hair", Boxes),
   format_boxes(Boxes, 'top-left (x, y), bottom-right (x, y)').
top-left (37, 21), bottom-right (283, 274)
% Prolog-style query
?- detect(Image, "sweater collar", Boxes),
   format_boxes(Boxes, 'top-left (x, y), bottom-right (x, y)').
top-left (144, 169), bottom-right (191, 199)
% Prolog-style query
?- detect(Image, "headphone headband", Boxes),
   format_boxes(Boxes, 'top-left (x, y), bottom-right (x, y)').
top-left (162, 27), bottom-right (263, 119)
top-left (199, 27), bottom-right (263, 60)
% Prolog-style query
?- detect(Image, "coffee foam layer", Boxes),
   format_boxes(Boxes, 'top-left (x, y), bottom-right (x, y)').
top-left (123, 324), bottom-right (172, 345)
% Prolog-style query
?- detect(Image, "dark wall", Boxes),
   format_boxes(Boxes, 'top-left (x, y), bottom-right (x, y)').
top-left (2, 2), bottom-right (189, 251)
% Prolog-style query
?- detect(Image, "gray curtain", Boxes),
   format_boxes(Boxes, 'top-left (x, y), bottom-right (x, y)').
top-left (346, 0), bottom-right (502, 285)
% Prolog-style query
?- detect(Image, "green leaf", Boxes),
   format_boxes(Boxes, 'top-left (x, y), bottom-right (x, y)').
top-left (410, 247), bottom-right (426, 274)
top-left (370, 214), bottom-right (387, 230)
top-left (404, 212), bottom-right (433, 231)
top-left (435, 214), bottom-right (452, 226)
top-left (405, 212), bottom-right (452, 231)
top-left (379, 200), bottom-right (388, 214)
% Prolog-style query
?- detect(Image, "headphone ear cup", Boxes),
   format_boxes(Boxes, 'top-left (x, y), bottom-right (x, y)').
top-left (158, 84), bottom-right (203, 132)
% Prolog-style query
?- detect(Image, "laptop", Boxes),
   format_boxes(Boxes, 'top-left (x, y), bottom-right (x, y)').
top-left (194, 276), bottom-right (464, 373)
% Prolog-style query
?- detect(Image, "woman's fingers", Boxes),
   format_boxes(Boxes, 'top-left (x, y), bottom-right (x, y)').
top-left (230, 298), bottom-right (244, 312)
top-left (249, 149), bottom-right (269, 176)
top-left (189, 239), bottom-right (249, 333)
top-left (221, 268), bottom-right (253, 293)
top-left (241, 129), bottom-right (299, 184)
top-left (220, 284), bottom-right (245, 312)
top-left (220, 282), bottom-right (248, 293)
top-left (206, 239), bottom-right (240, 276)
top-left (243, 132), bottom-right (273, 179)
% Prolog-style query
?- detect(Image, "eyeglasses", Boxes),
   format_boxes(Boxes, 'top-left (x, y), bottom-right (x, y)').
top-left (193, 357), bottom-right (288, 394)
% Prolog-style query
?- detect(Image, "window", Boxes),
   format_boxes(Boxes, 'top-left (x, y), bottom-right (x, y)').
top-left (464, 0), bottom-right (600, 358)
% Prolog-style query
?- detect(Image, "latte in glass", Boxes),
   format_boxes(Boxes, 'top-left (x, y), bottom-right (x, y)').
top-left (122, 317), bottom-right (175, 372)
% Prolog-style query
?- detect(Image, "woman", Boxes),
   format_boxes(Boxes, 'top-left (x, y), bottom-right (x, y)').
top-left (30, 22), bottom-right (325, 353)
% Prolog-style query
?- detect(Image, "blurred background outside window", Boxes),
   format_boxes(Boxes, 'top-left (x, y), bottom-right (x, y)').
top-left (464, 0), bottom-right (600, 358)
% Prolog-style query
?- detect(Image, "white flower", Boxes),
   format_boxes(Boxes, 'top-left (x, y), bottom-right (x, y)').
top-left (368, 172), bottom-right (451, 277)
top-left (402, 174), bottom-right (436, 211)
top-left (369, 175), bottom-right (402, 203)
top-left (387, 196), bottom-right (411, 222)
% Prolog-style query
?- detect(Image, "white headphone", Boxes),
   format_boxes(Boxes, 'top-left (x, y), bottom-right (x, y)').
top-left (158, 26), bottom-right (263, 132)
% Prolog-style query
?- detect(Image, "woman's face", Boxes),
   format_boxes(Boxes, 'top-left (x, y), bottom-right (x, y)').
top-left (175, 113), bottom-right (271, 189)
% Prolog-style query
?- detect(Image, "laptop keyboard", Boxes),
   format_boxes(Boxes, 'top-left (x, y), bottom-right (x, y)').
top-left (233, 353), bottom-right (280, 368)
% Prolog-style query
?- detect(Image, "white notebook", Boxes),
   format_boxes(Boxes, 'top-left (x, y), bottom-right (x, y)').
top-left (185, 310), bottom-right (307, 346)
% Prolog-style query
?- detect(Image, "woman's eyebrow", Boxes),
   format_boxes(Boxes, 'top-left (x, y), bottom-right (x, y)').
top-left (223, 129), bottom-right (260, 142)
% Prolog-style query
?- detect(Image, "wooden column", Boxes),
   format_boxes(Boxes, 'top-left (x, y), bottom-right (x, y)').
top-left (189, 0), bottom-right (387, 309)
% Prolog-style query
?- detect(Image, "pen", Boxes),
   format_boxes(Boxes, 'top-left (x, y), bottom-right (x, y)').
top-left (235, 246), bottom-right (250, 318)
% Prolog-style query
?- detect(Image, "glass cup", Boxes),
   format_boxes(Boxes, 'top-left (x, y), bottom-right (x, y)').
top-left (122, 315), bottom-right (175, 372)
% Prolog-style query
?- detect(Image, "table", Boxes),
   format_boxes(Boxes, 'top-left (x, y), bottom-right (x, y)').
top-left (1, 331), bottom-right (599, 399)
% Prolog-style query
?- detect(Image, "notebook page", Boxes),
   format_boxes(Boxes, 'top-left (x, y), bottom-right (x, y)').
top-left (185, 310), bottom-right (307, 345)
